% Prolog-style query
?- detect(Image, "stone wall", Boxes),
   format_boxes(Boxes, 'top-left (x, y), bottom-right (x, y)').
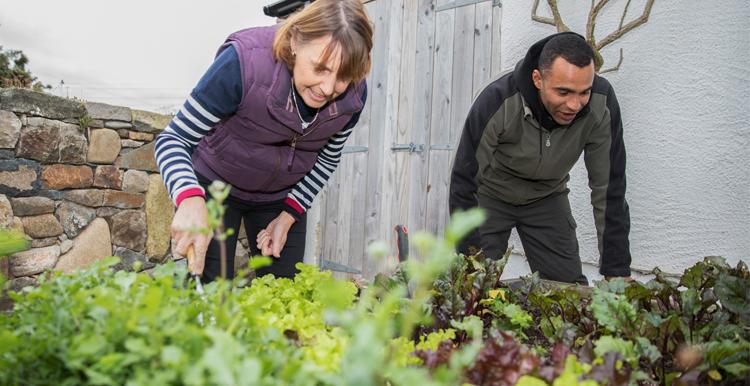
top-left (0, 88), bottom-right (250, 292)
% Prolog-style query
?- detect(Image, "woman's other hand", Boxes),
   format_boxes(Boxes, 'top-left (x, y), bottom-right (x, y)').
top-left (257, 211), bottom-right (296, 258)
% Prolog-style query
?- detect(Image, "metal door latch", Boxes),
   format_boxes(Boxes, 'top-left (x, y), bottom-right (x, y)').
top-left (391, 143), bottom-right (424, 153)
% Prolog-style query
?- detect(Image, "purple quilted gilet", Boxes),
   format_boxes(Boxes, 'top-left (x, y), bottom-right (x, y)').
top-left (193, 25), bottom-right (365, 202)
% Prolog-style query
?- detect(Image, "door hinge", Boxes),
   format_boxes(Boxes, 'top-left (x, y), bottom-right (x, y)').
top-left (430, 143), bottom-right (456, 151)
top-left (342, 146), bottom-right (368, 154)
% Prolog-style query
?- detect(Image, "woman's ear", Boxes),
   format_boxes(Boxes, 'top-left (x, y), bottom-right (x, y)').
top-left (289, 31), bottom-right (298, 56)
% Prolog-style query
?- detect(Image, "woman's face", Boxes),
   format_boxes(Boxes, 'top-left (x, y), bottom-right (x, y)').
top-left (291, 34), bottom-right (351, 108)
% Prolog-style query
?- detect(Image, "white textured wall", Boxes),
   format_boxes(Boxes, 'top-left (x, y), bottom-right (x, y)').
top-left (498, 0), bottom-right (749, 280)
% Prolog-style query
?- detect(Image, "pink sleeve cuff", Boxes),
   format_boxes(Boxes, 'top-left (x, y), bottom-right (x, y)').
top-left (175, 187), bottom-right (206, 207)
top-left (283, 197), bottom-right (305, 220)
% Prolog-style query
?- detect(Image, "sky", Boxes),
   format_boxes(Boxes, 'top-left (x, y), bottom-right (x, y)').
top-left (0, 0), bottom-right (275, 113)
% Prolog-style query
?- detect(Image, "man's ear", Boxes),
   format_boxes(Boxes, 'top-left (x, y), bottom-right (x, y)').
top-left (532, 69), bottom-right (543, 90)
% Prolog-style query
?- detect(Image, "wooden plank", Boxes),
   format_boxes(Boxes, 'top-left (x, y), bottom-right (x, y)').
top-left (332, 151), bottom-right (353, 279)
top-left (303, 188), bottom-right (322, 266)
top-left (362, 0), bottom-right (391, 279)
top-left (392, 0), bottom-right (418, 247)
top-left (432, 3), bottom-right (475, 237)
top-left (407, 0), bottom-right (437, 254)
top-left (491, 2), bottom-right (503, 78)
top-left (346, 151), bottom-right (369, 275)
top-left (451, 5), bottom-right (476, 142)
top-left (371, 0), bottom-right (406, 278)
top-left (322, 157), bottom-right (342, 278)
top-left (438, 5), bottom-right (476, 235)
top-left (374, 0), bottom-right (406, 277)
top-left (425, 0), bottom-right (456, 237)
top-left (346, 61), bottom-right (375, 280)
top-left (472, 1), bottom-right (493, 98)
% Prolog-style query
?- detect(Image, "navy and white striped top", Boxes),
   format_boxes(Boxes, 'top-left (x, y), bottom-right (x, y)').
top-left (154, 45), bottom-right (365, 219)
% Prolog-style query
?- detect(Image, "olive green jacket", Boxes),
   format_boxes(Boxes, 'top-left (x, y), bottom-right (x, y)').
top-left (449, 33), bottom-right (631, 277)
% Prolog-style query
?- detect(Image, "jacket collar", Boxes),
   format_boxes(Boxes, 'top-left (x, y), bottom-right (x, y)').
top-left (266, 61), bottom-right (364, 134)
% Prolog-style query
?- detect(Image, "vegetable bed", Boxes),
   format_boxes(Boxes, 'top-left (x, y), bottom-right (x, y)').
top-left (1, 210), bottom-right (748, 386)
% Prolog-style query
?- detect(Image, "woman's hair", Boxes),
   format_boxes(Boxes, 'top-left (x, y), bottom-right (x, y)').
top-left (273, 0), bottom-right (373, 83)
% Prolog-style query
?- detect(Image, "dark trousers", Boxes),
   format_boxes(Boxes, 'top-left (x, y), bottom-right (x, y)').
top-left (478, 191), bottom-right (587, 284)
top-left (201, 193), bottom-right (307, 283)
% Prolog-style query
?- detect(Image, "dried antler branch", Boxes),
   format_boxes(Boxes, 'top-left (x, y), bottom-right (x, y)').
top-left (532, 0), bottom-right (570, 32)
top-left (531, 0), bottom-right (555, 26)
top-left (586, 0), bottom-right (612, 44)
top-left (532, 0), bottom-right (655, 73)
top-left (595, 0), bottom-right (654, 51)
top-left (599, 48), bottom-right (624, 74)
top-left (619, 0), bottom-right (633, 30)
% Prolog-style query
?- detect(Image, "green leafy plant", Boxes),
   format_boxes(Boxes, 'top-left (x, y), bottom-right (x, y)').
top-left (1, 204), bottom-right (748, 386)
top-left (0, 258), bottom-right (357, 385)
top-left (0, 229), bottom-right (30, 291)
top-left (428, 249), bottom-right (509, 335)
top-left (0, 229), bottom-right (30, 258)
top-left (0, 209), bottom-right (494, 386)
top-left (78, 114), bottom-right (92, 131)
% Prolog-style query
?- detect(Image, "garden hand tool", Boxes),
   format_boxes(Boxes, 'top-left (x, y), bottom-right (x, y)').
top-left (394, 224), bottom-right (408, 263)
top-left (394, 224), bottom-right (412, 298)
top-left (186, 245), bottom-right (205, 295)
top-left (186, 245), bottom-right (214, 325)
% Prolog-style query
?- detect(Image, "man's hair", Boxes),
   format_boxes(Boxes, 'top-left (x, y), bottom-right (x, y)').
top-left (538, 34), bottom-right (594, 74)
top-left (273, 0), bottom-right (373, 83)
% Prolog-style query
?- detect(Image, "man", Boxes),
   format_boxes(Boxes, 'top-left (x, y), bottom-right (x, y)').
top-left (449, 32), bottom-right (631, 284)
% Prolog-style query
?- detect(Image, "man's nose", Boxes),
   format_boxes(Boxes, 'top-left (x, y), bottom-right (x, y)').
top-left (567, 97), bottom-right (583, 112)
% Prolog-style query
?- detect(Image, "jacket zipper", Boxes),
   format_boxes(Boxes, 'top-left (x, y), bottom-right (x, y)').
top-left (287, 134), bottom-right (299, 171)
top-left (534, 129), bottom-right (551, 179)
top-left (285, 112), bottom-right (341, 171)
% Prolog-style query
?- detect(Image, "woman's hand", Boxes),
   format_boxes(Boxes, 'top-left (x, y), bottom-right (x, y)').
top-left (171, 196), bottom-right (212, 275)
top-left (256, 211), bottom-right (296, 258)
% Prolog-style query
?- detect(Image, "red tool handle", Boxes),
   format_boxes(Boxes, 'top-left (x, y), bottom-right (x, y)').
top-left (394, 224), bottom-right (409, 263)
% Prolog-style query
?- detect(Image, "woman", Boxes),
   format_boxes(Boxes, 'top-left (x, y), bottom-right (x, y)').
top-left (155, 0), bottom-right (373, 281)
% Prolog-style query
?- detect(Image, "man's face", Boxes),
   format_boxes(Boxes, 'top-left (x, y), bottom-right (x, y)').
top-left (532, 57), bottom-right (595, 125)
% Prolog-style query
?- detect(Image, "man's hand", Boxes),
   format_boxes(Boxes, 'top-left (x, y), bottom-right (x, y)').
top-left (171, 196), bottom-right (212, 275)
top-left (256, 211), bottom-right (296, 258)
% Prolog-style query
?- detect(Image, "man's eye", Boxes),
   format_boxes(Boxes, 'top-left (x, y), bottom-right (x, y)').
top-left (558, 91), bottom-right (569, 96)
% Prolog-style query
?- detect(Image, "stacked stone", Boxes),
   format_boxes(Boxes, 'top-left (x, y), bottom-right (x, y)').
top-left (0, 88), bottom-right (179, 291)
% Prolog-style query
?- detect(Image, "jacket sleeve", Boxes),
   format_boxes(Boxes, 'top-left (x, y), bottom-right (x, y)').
top-left (584, 81), bottom-right (632, 277)
top-left (154, 45), bottom-right (242, 207)
top-left (449, 84), bottom-right (502, 254)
